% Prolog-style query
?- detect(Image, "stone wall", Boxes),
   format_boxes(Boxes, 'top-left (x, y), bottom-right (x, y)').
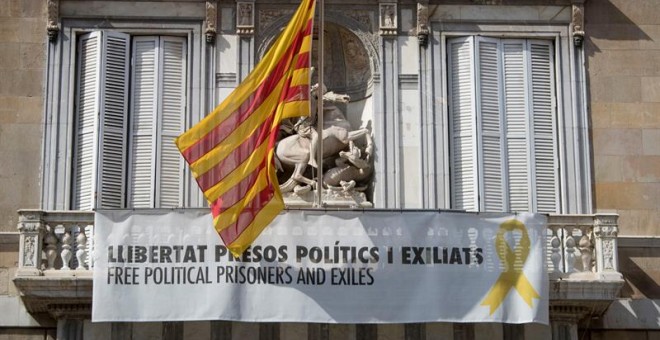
top-left (0, 0), bottom-right (46, 233)
top-left (587, 0), bottom-right (660, 236)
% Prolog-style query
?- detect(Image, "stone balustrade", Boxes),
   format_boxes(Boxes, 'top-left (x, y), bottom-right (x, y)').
top-left (16, 209), bottom-right (95, 277)
top-left (546, 213), bottom-right (622, 281)
top-left (16, 210), bottom-right (621, 281)
top-left (13, 209), bottom-right (624, 322)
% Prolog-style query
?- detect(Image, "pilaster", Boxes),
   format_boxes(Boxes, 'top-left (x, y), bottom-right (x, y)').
top-left (17, 210), bottom-right (45, 276)
top-left (378, 1), bottom-right (400, 208)
top-left (237, 1), bottom-right (255, 81)
top-left (550, 305), bottom-right (590, 340)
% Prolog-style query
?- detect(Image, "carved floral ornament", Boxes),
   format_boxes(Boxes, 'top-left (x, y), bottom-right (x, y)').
top-left (205, 0), bottom-right (218, 44)
top-left (571, 0), bottom-right (585, 46)
top-left (47, 0), bottom-right (59, 41)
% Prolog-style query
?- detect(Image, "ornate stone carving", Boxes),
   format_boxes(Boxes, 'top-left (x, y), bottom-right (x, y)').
top-left (593, 214), bottom-right (621, 278)
top-left (602, 239), bottom-right (615, 270)
top-left (23, 235), bottom-right (36, 267)
top-left (276, 84), bottom-right (372, 207)
top-left (345, 11), bottom-right (373, 32)
top-left (47, 0), bottom-right (59, 41)
top-left (259, 8), bottom-right (294, 35)
top-left (571, 2), bottom-right (585, 47)
top-left (205, 0), bottom-right (218, 44)
top-left (417, 2), bottom-right (429, 46)
top-left (379, 3), bottom-right (397, 36)
top-left (237, 1), bottom-right (255, 36)
top-left (18, 211), bottom-right (44, 232)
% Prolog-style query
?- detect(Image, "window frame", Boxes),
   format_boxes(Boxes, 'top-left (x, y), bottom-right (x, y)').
top-left (434, 23), bottom-right (591, 214)
top-left (41, 19), bottom-right (210, 210)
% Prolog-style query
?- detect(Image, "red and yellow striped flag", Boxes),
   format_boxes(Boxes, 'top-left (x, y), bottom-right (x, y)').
top-left (175, 0), bottom-right (316, 257)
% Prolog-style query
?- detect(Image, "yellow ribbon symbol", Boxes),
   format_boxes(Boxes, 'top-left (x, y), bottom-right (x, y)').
top-left (481, 219), bottom-right (540, 315)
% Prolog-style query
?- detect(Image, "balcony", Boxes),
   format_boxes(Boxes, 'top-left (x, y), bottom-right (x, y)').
top-left (13, 210), bottom-right (624, 321)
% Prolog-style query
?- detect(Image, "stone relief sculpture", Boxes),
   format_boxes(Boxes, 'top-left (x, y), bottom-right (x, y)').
top-left (275, 82), bottom-right (372, 207)
top-left (237, 2), bottom-right (254, 27)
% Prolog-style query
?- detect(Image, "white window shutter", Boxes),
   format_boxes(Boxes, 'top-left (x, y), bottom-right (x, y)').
top-left (528, 40), bottom-right (558, 213)
top-left (97, 31), bottom-right (130, 209)
top-left (73, 31), bottom-right (129, 210)
top-left (128, 37), bottom-right (159, 208)
top-left (73, 32), bottom-right (102, 210)
top-left (475, 37), bottom-right (506, 212)
top-left (502, 40), bottom-right (531, 212)
top-left (157, 37), bottom-right (186, 208)
top-left (448, 37), bottom-right (478, 211)
top-left (448, 37), bottom-right (559, 213)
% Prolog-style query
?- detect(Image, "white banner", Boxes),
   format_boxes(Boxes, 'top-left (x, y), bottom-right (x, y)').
top-left (92, 210), bottom-right (548, 324)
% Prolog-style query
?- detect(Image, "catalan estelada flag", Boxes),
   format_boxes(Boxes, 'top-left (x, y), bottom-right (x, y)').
top-left (175, 0), bottom-right (316, 257)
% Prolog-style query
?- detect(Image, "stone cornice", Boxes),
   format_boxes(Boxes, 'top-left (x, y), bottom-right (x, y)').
top-left (13, 275), bottom-right (93, 319)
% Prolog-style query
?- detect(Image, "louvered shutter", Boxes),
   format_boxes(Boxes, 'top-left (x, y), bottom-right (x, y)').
top-left (129, 37), bottom-right (158, 208)
top-left (448, 37), bottom-right (478, 211)
top-left (73, 31), bottom-right (129, 210)
top-left (98, 32), bottom-right (130, 208)
top-left (73, 32), bottom-right (101, 210)
top-left (475, 37), bottom-right (506, 212)
top-left (502, 40), bottom-right (531, 212)
top-left (157, 37), bottom-right (186, 208)
top-left (448, 37), bottom-right (558, 213)
top-left (528, 40), bottom-right (558, 213)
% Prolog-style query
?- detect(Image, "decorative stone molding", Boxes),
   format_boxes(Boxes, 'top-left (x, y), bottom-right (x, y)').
top-left (416, 2), bottom-right (429, 46)
top-left (571, 0), bottom-right (585, 47)
top-left (49, 303), bottom-right (92, 319)
top-left (205, 0), bottom-right (218, 44)
top-left (47, 0), bottom-right (59, 41)
top-left (379, 3), bottom-right (397, 36)
top-left (17, 210), bottom-right (45, 276)
top-left (550, 304), bottom-right (591, 323)
top-left (237, 1), bottom-right (255, 36)
top-left (593, 214), bottom-right (621, 280)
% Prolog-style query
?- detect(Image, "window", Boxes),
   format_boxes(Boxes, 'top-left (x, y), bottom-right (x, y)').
top-left (73, 31), bottom-right (187, 210)
top-left (447, 36), bottom-right (559, 213)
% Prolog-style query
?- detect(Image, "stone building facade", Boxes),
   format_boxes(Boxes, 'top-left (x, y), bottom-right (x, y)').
top-left (0, 0), bottom-right (657, 339)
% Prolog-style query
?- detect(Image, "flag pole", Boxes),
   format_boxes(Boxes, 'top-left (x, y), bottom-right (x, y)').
top-left (315, 0), bottom-right (324, 207)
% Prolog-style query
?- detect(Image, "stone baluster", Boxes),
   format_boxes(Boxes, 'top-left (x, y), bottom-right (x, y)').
top-left (593, 214), bottom-right (622, 281)
top-left (578, 225), bottom-right (593, 272)
top-left (546, 223), bottom-right (563, 274)
top-left (60, 226), bottom-right (73, 270)
top-left (550, 234), bottom-right (562, 274)
top-left (75, 226), bottom-right (87, 270)
top-left (564, 225), bottom-right (576, 273)
top-left (17, 210), bottom-right (46, 276)
top-left (44, 225), bottom-right (59, 270)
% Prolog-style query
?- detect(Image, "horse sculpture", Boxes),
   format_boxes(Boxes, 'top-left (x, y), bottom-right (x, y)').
top-left (275, 84), bottom-right (369, 193)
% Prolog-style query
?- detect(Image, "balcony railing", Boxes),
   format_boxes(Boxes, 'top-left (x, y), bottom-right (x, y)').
top-left (15, 210), bottom-right (621, 280)
top-left (16, 210), bottom-right (94, 276)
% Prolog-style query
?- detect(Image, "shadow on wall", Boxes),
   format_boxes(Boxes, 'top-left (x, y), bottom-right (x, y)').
top-left (618, 246), bottom-right (660, 299)
top-left (584, 0), bottom-right (651, 57)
